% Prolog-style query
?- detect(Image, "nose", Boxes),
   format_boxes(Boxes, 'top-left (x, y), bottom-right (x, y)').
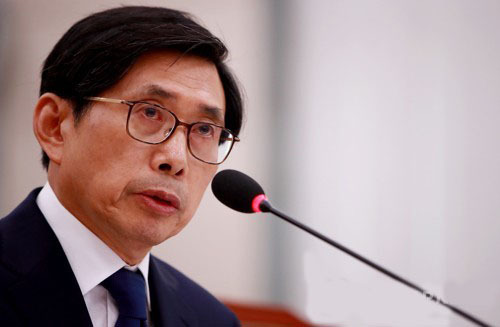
top-left (150, 127), bottom-right (189, 177)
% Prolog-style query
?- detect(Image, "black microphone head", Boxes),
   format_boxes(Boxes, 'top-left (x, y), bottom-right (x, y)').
top-left (211, 169), bottom-right (265, 213)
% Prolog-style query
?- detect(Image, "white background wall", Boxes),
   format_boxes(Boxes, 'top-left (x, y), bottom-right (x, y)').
top-left (1, 1), bottom-right (499, 326)
top-left (271, 1), bottom-right (500, 326)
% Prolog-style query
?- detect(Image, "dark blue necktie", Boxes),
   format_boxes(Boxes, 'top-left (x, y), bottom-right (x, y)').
top-left (101, 268), bottom-right (148, 327)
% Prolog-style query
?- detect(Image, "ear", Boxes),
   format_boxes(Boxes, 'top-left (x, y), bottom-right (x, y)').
top-left (33, 93), bottom-right (74, 166)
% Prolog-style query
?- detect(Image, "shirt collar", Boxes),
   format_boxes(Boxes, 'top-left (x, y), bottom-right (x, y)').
top-left (36, 182), bottom-right (151, 306)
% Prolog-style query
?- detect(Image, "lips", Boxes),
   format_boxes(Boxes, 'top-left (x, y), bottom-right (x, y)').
top-left (136, 189), bottom-right (181, 215)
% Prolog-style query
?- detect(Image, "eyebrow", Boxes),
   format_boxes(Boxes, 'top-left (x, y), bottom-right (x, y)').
top-left (145, 84), bottom-right (172, 99)
top-left (143, 84), bottom-right (225, 124)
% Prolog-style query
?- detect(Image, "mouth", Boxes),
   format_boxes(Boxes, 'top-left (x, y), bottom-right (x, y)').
top-left (136, 190), bottom-right (181, 215)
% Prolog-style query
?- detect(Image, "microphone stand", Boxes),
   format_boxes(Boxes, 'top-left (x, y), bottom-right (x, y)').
top-left (259, 200), bottom-right (492, 327)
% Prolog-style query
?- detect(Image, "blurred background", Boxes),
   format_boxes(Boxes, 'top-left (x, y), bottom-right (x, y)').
top-left (1, 0), bottom-right (499, 326)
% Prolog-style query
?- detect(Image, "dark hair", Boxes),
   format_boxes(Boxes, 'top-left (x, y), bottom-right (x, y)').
top-left (40, 6), bottom-right (243, 169)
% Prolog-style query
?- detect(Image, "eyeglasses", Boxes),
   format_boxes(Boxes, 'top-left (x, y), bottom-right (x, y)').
top-left (85, 96), bottom-right (239, 165)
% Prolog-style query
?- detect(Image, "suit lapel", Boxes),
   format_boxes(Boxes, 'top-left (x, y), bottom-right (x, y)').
top-left (1, 189), bottom-right (92, 326)
top-left (149, 256), bottom-right (198, 327)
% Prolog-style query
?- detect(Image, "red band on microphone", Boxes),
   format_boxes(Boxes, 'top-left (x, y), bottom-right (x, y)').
top-left (251, 194), bottom-right (268, 213)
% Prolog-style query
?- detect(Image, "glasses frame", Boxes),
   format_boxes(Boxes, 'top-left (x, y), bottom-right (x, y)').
top-left (85, 96), bottom-right (240, 165)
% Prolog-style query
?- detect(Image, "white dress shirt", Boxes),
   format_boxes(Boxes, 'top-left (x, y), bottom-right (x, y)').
top-left (36, 182), bottom-right (152, 327)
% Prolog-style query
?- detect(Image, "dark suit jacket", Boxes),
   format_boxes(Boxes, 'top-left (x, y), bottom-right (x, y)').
top-left (0, 188), bottom-right (240, 327)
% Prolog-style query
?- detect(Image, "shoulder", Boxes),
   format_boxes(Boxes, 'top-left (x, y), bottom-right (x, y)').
top-left (0, 188), bottom-right (46, 325)
top-left (0, 188), bottom-right (50, 274)
top-left (0, 188), bottom-right (44, 236)
top-left (0, 188), bottom-right (41, 270)
top-left (150, 255), bottom-right (240, 326)
top-left (0, 187), bottom-right (64, 289)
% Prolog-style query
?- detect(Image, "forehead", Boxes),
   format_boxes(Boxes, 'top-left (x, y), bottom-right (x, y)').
top-left (104, 51), bottom-right (226, 120)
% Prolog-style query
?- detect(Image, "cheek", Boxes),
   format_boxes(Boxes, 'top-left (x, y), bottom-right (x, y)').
top-left (66, 119), bottom-right (144, 203)
top-left (88, 145), bottom-right (144, 201)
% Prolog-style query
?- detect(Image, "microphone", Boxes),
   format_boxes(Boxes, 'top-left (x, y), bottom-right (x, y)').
top-left (211, 169), bottom-right (492, 327)
top-left (211, 169), bottom-right (269, 213)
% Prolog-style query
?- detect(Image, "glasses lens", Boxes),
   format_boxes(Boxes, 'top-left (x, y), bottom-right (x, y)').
top-left (128, 103), bottom-right (176, 143)
top-left (189, 123), bottom-right (234, 164)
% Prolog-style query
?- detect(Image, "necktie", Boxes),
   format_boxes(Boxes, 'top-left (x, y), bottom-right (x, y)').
top-left (101, 268), bottom-right (148, 327)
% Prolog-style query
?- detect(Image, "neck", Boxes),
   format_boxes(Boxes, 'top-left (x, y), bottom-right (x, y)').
top-left (93, 228), bottom-right (151, 266)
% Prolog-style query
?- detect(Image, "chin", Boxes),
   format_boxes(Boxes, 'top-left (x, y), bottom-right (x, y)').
top-left (132, 222), bottom-right (183, 247)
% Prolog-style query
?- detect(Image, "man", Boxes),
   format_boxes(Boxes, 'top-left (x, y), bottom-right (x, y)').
top-left (0, 6), bottom-right (242, 327)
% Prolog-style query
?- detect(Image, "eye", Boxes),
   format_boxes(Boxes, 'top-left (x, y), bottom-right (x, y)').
top-left (143, 106), bottom-right (161, 120)
top-left (193, 123), bottom-right (216, 137)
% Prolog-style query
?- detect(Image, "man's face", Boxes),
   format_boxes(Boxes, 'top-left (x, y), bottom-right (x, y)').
top-left (57, 51), bottom-right (224, 253)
